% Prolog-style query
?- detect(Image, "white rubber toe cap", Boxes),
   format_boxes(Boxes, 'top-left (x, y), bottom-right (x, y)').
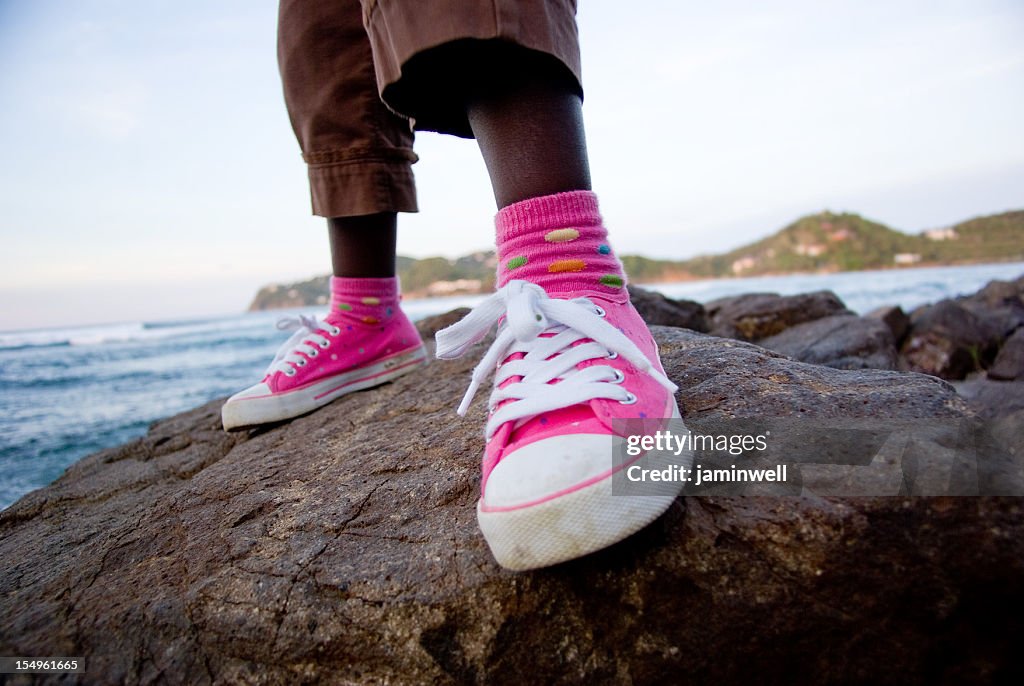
top-left (226, 382), bottom-right (272, 402)
top-left (225, 380), bottom-right (272, 403)
top-left (483, 433), bottom-right (613, 509)
top-left (221, 382), bottom-right (272, 430)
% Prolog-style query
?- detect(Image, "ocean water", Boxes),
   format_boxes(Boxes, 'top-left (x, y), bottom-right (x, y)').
top-left (2, 261), bottom-right (1022, 510)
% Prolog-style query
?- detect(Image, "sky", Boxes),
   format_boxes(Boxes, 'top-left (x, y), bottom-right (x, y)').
top-left (1, 0), bottom-right (1022, 330)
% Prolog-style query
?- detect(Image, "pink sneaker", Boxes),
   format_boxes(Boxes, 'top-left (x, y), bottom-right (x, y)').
top-left (436, 280), bottom-right (688, 570)
top-left (222, 278), bottom-right (426, 430)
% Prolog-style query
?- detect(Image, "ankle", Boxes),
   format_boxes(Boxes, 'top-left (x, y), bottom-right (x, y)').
top-left (327, 214), bottom-right (398, 278)
top-left (328, 276), bottom-right (401, 326)
top-left (494, 190), bottom-right (627, 297)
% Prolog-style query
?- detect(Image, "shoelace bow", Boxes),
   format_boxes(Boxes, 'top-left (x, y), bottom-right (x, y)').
top-left (435, 280), bottom-right (678, 439)
top-left (264, 314), bottom-right (341, 377)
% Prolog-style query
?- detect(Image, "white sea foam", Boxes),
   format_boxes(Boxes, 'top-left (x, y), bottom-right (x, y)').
top-left (0, 313), bottom-right (280, 350)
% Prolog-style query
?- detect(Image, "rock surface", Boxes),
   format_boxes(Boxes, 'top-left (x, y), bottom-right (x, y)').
top-left (3, 326), bottom-right (1022, 685)
top-left (865, 304), bottom-right (910, 344)
top-left (415, 307), bottom-right (471, 339)
top-left (957, 275), bottom-right (1024, 338)
top-left (988, 327), bottom-right (1024, 381)
top-left (627, 285), bottom-right (708, 332)
top-left (901, 300), bottom-right (1002, 380)
top-left (757, 314), bottom-right (898, 370)
top-left (953, 374), bottom-right (1024, 420)
top-left (704, 290), bottom-right (851, 341)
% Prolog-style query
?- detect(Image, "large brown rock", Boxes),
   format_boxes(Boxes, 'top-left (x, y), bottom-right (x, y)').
top-left (953, 374), bottom-right (1024, 420)
top-left (757, 314), bottom-right (898, 370)
top-left (958, 275), bottom-right (1024, 338)
top-left (704, 290), bottom-right (851, 341)
top-left (988, 327), bottom-right (1024, 381)
top-left (627, 285), bottom-right (708, 332)
top-left (865, 304), bottom-right (910, 344)
top-left (902, 299), bottom-right (1002, 380)
top-left (2, 327), bottom-right (1022, 685)
top-left (415, 307), bottom-right (471, 338)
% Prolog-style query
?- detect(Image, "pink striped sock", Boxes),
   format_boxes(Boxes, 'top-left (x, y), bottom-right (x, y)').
top-left (328, 276), bottom-right (399, 327)
top-left (494, 190), bottom-right (627, 297)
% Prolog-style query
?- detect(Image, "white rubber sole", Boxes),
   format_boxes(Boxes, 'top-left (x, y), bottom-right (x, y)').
top-left (221, 345), bottom-right (427, 430)
top-left (477, 405), bottom-right (690, 571)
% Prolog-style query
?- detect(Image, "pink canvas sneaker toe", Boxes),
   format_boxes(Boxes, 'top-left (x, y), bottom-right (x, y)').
top-left (222, 277), bottom-right (426, 430)
top-left (436, 280), bottom-right (691, 570)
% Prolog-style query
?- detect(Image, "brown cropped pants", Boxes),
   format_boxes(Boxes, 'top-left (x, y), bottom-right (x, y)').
top-left (277, 0), bottom-right (582, 218)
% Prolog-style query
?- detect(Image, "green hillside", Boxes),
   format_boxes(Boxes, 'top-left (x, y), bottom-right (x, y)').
top-left (625, 209), bottom-right (1024, 280)
top-left (397, 251), bottom-right (496, 294)
top-left (689, 211), bottom-right (923, 276)
top-left (917, 211), bottom-right (1024, 263)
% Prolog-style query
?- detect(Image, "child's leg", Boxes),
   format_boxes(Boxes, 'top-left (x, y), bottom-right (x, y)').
top-left (328, 213), bottom-right (398, 278)
top-left (466, 65), bottom-right (591, 209)
top-left (360, 2), bottom-right (686, 570)
top-left (280, 0), bottom-right (413, 279)
top-left (222, 2), bottom-right (426, 430)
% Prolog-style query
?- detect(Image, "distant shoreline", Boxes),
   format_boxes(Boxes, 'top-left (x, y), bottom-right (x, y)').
top-left (618, 255), bottom-right (1024, 289)
top-left (275, 256), bottom-right (1024, 307)
top-left (248, 208), bottom-right (1024, 311)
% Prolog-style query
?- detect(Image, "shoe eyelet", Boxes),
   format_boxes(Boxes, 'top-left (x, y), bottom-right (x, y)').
top-left (319, 339), bottom-right (330, 349)
top-left (296, 359), bottom-right (307, 367)
top-left (594, 305), bottom-right (607, 317)
top-left (606, 351), bottom-right (619, 360)
top-left (309, 349), bottom-right (319, 358)
top-left (329, 326), bottom-right (341, 336)
top-left (619, 392), bottom-right (638, 405)
top-left (610, 369), bottom-right (625, 384)
top-left (285, 367), bottom-right (297, 377)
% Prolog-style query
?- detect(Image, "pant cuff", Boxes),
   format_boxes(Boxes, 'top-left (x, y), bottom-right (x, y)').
top-left (308, 159), bottom-right (418, 217)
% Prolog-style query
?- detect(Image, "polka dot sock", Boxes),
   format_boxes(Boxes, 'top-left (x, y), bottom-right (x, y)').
top-left (328, 276), bottom-right (399, 327)
top-left (494, 190), bottom-right (626, 297)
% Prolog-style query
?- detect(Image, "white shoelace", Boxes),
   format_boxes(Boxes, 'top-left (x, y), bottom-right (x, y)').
top-left (435, 280), bottom-right (678, 439)
top-left (264, 314), bottom-right (341, 377)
